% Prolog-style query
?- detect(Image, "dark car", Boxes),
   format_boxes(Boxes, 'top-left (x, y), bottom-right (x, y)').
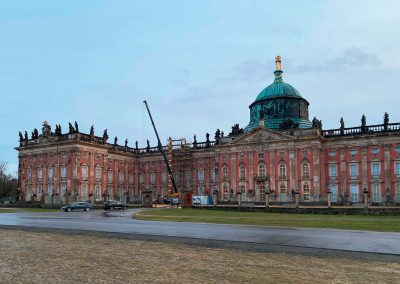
top-left (103, 201), bottom-right (128, 211)
top-left (61, 202), bottom-right (92, 212)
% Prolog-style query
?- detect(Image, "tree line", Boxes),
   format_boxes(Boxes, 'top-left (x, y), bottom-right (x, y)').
top-left (0, 162), bottom-right (18, 200)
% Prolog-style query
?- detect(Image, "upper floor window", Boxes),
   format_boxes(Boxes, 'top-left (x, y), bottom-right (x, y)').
top-left (222, 166), bottom-right (228, 180)
top-left (129, 173), bottom-right (134, 184)
top-left (371, 163), bottom-right (381, 176)
top-left (96, 166), bottom-right (101, 179)
top-left (198, 169), bottom-right (204, 181)
top-left (81, 165), bottom-right (88, 179)
top-left (186, 171), bottom-right (191, 182)
top-left (395, 162), bottom-right (400, 175)
top-left (61, 165), bottom-right (66, 178)
top-left (48, 167), bottom-right (53, 179)
top-left (37, 168), bottom-right (42, 180)
top-left (27, 169), bottom-right (32, 181)
top-left (119, 171), bottom-right (124, 184)
top-left (108, 170), bottom-right (113, 183)
top-left (150, 172), bottom-right (156, 184)
top-left (302, 162), bottom-right (310, 177)
top-left (279, 164), bottom-right (286, 178)
top-left (349, 163), bottom-right (358, 178)
top-left (329, 164), bottom-right (337, 178)
top-left (258, 164), bottom-right (266, 178)
top-left (211, 169), bottom-right (217, 183)
top-left (139, 173), bottom-right (144, 184)
top-left (240, 165), bottom-right (246, 180)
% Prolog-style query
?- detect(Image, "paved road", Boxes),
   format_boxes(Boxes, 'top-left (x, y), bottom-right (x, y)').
top-left (0, 209), bottom-right (399, 255)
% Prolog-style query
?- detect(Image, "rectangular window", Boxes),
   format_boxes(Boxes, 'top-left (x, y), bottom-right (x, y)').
top-left (27, 169), bottom-right (32, 180)
top-left (329, 164), bottom-right (337, 178)
top-left (330, 184), bottom-right (338, 202)
top-left (37, 168), bottom-right (42, 180)
top-left (38, 184), bottom-right (43, 198)
top-left (349, 163), bottom-right (358, 178)
top-left (119, 172), bottom-right (124, 184)
top-left (48, 167), bottom-right (53, 179)
top-left (395, 162), bottom-right (400, 176)
top-left (96, 167), bottom-right (101, 179)
top-left (129, 173), bottom-right (134, 184)
top-left (350, 184), bottom-right (358, 203)
top-left (139, 173), bottom-right (144, 184)
top-left (211, 169), bottom-right (216, 183)
top-left (198, 169), bottom-right (204, 181)
top-left (372, 183), bottom-right (381, 203)
top-left (397, 183), bottom-right (400, 202)
top-left (372, 163), bottom-right (380, 176)
top-left (82, 165), bottom-right (88, 179)
top-left (150, 173), bottom-right (156, 184)
top-left (108, 171), bottom-right (113, 183)
top-left (162, 172), bottom-right (167, 183)
top-left (48, 183), bottom-right (53, 196)
top-left (61, 166), bottom-right (66, 178)
top-left (61, 183), bottom-right (66, 195)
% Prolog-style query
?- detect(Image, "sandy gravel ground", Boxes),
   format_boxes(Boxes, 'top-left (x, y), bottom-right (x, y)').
top-left (0, 229), bottom-right (399, 284)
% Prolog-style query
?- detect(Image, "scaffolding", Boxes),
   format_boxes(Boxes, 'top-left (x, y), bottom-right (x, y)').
top-left (166, 138), bottom-right (192, 195)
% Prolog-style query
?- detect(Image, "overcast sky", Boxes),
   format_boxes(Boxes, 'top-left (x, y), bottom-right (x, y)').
top-left (1, 0), bottom-right (400, 175)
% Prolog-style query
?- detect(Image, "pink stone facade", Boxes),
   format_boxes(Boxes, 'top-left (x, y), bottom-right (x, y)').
top-left (16, 126), bottom-right (400, 205)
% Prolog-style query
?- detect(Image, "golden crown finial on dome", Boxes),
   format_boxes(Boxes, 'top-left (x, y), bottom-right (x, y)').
top-left (275, 55), bottom-right (282, 71)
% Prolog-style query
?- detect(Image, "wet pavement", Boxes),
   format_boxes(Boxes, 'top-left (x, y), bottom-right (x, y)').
top-left (0, 209), bottom-right (399, 255)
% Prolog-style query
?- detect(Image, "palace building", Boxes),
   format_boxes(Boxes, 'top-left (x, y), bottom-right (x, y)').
top-left (16, 56), bottom-right (400, 205)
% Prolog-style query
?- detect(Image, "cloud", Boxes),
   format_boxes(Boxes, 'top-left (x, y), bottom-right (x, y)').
top-left (295, 47), bottom-right (381, 73)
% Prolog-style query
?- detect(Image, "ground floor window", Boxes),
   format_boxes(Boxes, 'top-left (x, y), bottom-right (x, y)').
top-left (198, 186), bottom-right (204, 196)
top-left (38, 184), bottom-right (43, 200)
top-left (372, 183), bottom-right (381, 203)
top-left (81, 183), bottom-right (87, 201)
top-left (95, 185), bottom-right (101, 201)
top-left (330, 184), bottom-right (338, 202)
top-left (303, 184), bottom-right (310, 201)
top-left (119, 186), bottom-right (124, 201)
top-left (350, 184), bottom-right (358, 203)
top-left (107, 186), bottom-right (113, 200)
top-left (396, 183), bottom-right (400, 202)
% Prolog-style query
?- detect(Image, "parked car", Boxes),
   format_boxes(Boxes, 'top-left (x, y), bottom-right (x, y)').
top-left (61, 202), bottom-right (92, 212)
top-left (103, 201), bottom-right (128, 211)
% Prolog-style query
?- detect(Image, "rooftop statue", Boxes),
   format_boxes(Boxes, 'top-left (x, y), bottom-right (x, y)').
top-left (340, 117), bottom-right (345, 129)
top-left (206, 133), bottom-right (210, 142)
top-left (361, 115), bottom-right (366, 127)
top-left (24, 131), bottom-right (28, 142)
top-left (229, 124), bottom-right (244, 136)
top-left (74, 121), bottom-right (79, 133)
top-left (68, 123), bottom-right (75, 134)
top-left (125, 139), bottom-right (128, 148)
top-left (135, 140), bottom-right (138, 150)
top-left (42, 121), bottom-right (51, 137)
top-left (146, 140), bottom-right (150, 152)
top-left (114, 136), bottom-right (118, 146)
top-left (102, 129), bottom-right (108, 143)
top-left (215, 129), bottom-right (220, 144)
top-left (90, 125), bottom-right (94, 136)
top-left (18, 131), bottom-right (23, 143)
top-left (384, 112), bottom-right (389, 125)
top-left (275, 55), bottom-right (282, 71)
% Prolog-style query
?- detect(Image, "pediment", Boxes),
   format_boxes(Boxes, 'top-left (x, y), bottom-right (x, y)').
top-left (228, 127), bottom-right (295, 145)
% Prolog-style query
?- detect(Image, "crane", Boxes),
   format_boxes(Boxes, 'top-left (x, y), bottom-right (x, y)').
top-left (143, 100), bottom-right (178, 194)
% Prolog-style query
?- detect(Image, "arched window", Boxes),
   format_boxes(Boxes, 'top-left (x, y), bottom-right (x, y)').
top-left (96, 165), bottom-right (102, 179)
top-left (211, 169), bottom-right (217, 182)
top-left (37, 168), bottom-right (43, 180)
top-left (222, 166), bottom-right (228, 180)
top-left (240, 165), bottom-right (246, 180)
top-left (302, 162), bottom-right (310, 177)
top-left (81, 183), bottom-right (87, 201)
top-left (61, 165), bottom-right (66, 178)
top-left (258, 164), bottom-right (266, 178)
top-left (303, 184), bottom-right (310, 201)
top-left (279, 164), bottom-right (286, 179)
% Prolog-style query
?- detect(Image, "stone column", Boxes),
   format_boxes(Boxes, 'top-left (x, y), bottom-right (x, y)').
top-left (265, 191), bottom-right (270, 208)
top-left (384, 144), bottom-right (391, 196)
top-left (312, 146), bottom-right (321, 196)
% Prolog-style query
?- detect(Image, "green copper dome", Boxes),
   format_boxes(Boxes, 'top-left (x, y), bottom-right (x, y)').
top-left (254, 70), bottom-right (303, 102)
top-left (245, 56), bottom-right (312, 131)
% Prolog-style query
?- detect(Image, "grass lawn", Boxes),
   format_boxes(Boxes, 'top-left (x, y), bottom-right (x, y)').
top-left (135, 208), bottom-right (400, 232)
top-left (0, 208), bottom-right (17, 213)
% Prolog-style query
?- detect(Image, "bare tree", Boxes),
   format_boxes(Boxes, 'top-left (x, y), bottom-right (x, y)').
top-left (0, 162), bottom-right (18, 200)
